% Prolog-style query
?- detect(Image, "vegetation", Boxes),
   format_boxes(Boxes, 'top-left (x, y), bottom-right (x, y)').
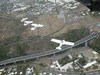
top-left (78, 58), bottom-right (87, 66)
top-left (1, 35), bottom-right (22, 46)
top-left (96, 59), bottom-right (100, 63)
top-left (65, 28), bottom-right (90, 42)
top-left (0, 27), bottom-right (92, 61)
top-left (72, 54), bottom-right (78, 61)
top-left (17, 65), bottom-right (28, 75)
top-left (0, 35), bottom-right (29, 59)
top-left (89, 36), bottom-right (100, 53)
top-left (0, 41), bottom-right (29, 60)
top-left (15, 43), bottom-right (29, 56)
top-left (89, 11), bottom-right (100, 17)
top-left (39, 63), bottom-right (47, 67)
top-left (34, 67), bottom-right (39, 75)
top-left (50, 42), bottom-right (58, 49)
top-left (0, 46), bottom-right (8, 60)
top-left (61, 28), bottom-right (90, 47)
top-left (58, 56), bottom-right (71, 66)
top-left (92, 65), bottom-right (98, 69)
top-left (55, 28), bottom-right (90, 48)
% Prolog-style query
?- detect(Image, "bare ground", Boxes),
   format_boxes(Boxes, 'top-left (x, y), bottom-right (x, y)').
top-left (0, 4), bottom-right (100, 56)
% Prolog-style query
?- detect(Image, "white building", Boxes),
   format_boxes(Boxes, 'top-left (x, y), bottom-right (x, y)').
top-left (83, 60), bottom-right (97, 69)
top-left (60, 62), bottom-right (73, 71)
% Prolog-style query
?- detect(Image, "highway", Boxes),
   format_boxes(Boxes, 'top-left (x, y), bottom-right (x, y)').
top-left (0, 32), bottom-right (98, 66)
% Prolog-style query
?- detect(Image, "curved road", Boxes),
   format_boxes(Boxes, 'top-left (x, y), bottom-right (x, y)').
top-left (0, 32), bottom-right (98, 66)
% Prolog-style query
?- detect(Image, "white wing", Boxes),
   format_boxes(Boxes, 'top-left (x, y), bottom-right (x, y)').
top-left (30, 27), bottom-right (36, 31)
top-left (31, 24), bottom-right (38, 27)
top-left (21, 17), bottom-right (28, 22)
top-left (63, 41), bottom-right (74, 46)
top-left (37, 24), bottom-right (44, 27)
top-left (51, 38), bottom-right (62, 44)
top-left (24, 21), bottom-right (33, 24)
top-left (31, 24), bottom-right (44, 27)
top-left (24, 23), bottom-right (28, 26)
top-left (56, 46), bottom-right (62, 50)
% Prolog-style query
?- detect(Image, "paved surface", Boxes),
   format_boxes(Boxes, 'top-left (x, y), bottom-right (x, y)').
top-left (41, 69), bottom-right (81, 75)
top-left (86, 70), bottom-right (100, 75)
top-left (0, 32), bottom-right (98, 66)
top-left (40, 68), bottom-right (100, 75)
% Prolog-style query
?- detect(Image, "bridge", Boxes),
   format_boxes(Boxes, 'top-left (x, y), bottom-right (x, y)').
top-left (0, 32), bottom-right (98, 66)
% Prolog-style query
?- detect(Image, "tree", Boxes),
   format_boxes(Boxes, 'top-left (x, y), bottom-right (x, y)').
top-left (65, 28), bottom-right (90, 42)
top-left (16, 43), bottom-right (29, 56)
top-left (78, 58), bottom-right (87, 66)
top-left (0, 46), bottom-right (8, 60)
top-left (89, 36), bottom-right (100, 53)
top-left (58, 56), bottom-right (71, 66)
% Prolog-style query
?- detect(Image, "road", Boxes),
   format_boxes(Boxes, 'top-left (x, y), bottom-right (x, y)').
top-left (39, 69), bottom-right (100, 75)
top-left (86, 70), bottom-right (100, 75)
top-left (0, 32), bottom-right (98, 66)
top-left (37, 68), bottom-right (100, 75)
top-left (41, 68), bottom-right (81, 75)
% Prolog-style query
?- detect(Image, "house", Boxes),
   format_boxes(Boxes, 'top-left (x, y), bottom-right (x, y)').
top-left (83, 60), bottom-right (97, 69)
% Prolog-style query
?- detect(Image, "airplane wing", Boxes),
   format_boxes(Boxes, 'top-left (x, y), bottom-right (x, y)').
top-left (37, 24), bottom-right (44, 27)
top-left (21, 17), bottom-right (28, 22)
top-left (31, 24), bottom-right (37, 26)
top-left (51, 38), bottom-right (62, 44)
top-left (56, 46), bottom-right (62, 50)
top-left (63, 41), bottom-right (74, 46)
top-left (31, 24), bottom-right (44, 27)
top-left (24, 23), bottom-right (28, 26)
top-left (24, 21), bottom-right (33, 24)
top-left (30, 27), bottom-right (36, 31)
top-left (28, 21), bottom-right (33, 23)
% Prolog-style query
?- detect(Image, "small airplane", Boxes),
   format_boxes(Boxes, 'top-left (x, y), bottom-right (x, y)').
top-left (24, 21), bottom-right (33, 26)
top-left (30, 23), bottom-right (44, 30)
top-left (51, 38), bottom-right (74, 50)
top-left (21, 17), bottom-right (28, 22)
